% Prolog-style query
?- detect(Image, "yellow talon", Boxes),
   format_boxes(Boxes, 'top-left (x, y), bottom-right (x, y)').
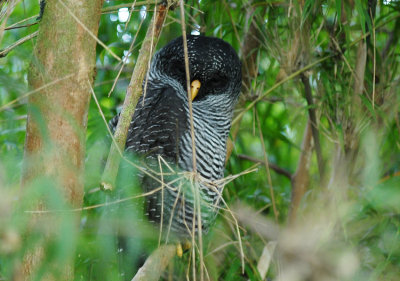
top-left (183, 241), bottom-right (191, 250)
top-left (176, 243), bottom-right (183, 258)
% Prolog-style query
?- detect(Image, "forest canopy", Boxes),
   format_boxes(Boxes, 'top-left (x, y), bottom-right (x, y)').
top-left (0, 0), bottom-right (399, 280)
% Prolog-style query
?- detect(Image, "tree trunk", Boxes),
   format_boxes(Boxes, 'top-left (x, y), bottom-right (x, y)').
top-left (19, 0), bottom-right (104, 280)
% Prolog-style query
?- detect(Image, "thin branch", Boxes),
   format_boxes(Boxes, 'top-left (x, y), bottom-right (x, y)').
top-left (371, 9), bottom-right (376, 109)
top-left (231, 55), bottom-right (333, 126)
top-left (179, 0), bottom-right (197, 174)
top-left (236, 154), bottom-right (292, 179)
top-left (4, 14), bottom-right (37, 29)
top-left (102, 0), bottom-right (159, 13)
top-left (178, 3), bottom-right (204, 278)
top-left (0, 30), bottom-right (38, 57)
top-left (107, 15), bottom-right (145, 97)
top-left (0, 0), bottom-right (20, 46)
top-left (301, 74), bottom-right (324, 181)
top-left (101, 1), bottom-right (175, 190)
top-left (256, 111), bottom-right (279, 221)
top-left (4, 21), bottom-right (37, 30)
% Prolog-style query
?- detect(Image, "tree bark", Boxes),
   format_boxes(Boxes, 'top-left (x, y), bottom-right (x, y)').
top-left (19, 0), bottom-right (104, 280)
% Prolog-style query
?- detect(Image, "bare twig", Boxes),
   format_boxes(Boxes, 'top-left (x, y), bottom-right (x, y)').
top-left (4, 21), bottom-right (37, 30)
top-left (180, 0), bottom-right (197, 174)
top-left (0, 0), bottom-right (20, 46)
top-left (178, 2), bottom-right (203, 278)
top-left (101, 0), bottom-right (159, 13)
top-left (0, 30), bottom-right (38, 57)
top-left (371, 10), bottom-right (376, 109)
top-left (4, 14), bottom-right (37, 29)
top-left (231, 55), bottom-right (333, 126)
top-left (236, 154), bottom-right (292, 179)
top-left (107, 16), bottom-right (145, 97)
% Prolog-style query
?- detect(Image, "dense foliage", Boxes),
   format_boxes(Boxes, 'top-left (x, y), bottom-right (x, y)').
top-left (1, 0), bottom-right (399, 280)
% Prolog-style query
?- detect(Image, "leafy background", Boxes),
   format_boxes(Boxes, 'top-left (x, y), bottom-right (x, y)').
top-left (1, 0), bottom-right (399, 280)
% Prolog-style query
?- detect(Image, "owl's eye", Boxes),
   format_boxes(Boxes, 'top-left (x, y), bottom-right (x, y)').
top-left (208, 75), bottom-right (227, 88)
top-left (168, 61), bottom-right (186, 78)
top-left (176, 66), bottom-right (186, 77)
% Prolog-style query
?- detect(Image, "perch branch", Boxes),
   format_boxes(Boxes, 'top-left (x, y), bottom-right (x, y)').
top-left (131, 245), bottom-right (176, 281)
top-left (101, 1), bottom-right (176, 191)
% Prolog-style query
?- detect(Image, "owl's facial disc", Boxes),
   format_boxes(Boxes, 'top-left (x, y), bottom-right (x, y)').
top-left (190, 80), bottom-right (201, 101)
top-left (154, 35), bottom-right (241, 105)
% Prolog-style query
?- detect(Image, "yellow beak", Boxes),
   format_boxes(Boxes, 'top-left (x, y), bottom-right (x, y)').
top-left (190, 80), bottom-right (201, 101)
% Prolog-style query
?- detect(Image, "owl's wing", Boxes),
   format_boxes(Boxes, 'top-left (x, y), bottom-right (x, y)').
top-left (110, 87), bottom-right (188, 225)
top-left (109, 86), bottom-right (188, 165)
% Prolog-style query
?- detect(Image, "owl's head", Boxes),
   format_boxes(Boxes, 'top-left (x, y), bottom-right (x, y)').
top-left (150, 35), bottom-right (242, 111)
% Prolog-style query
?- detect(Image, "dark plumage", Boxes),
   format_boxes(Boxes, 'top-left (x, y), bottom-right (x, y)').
top-left (111, 35), bottom-right (241, 239)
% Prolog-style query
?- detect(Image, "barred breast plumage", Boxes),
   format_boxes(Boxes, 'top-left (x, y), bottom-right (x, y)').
top-left (110, 35), bottom-right (241, 239)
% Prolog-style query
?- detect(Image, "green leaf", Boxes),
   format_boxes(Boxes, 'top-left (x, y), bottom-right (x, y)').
top-left (336, 0), bottom-right (342, 23)
top-left (301, 0), bottom-right (314, 28)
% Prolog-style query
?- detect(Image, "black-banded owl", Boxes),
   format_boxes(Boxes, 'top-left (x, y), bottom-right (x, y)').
top-left (110, 35), bottom-right (241, 239)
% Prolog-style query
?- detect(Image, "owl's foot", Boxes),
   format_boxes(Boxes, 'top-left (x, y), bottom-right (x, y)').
top-left (176, 241), bottom-right (192, 257)
top-left (176, 243), bottom-right (183, 257)
top-left (183, 241), bottom-right (191, 251)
